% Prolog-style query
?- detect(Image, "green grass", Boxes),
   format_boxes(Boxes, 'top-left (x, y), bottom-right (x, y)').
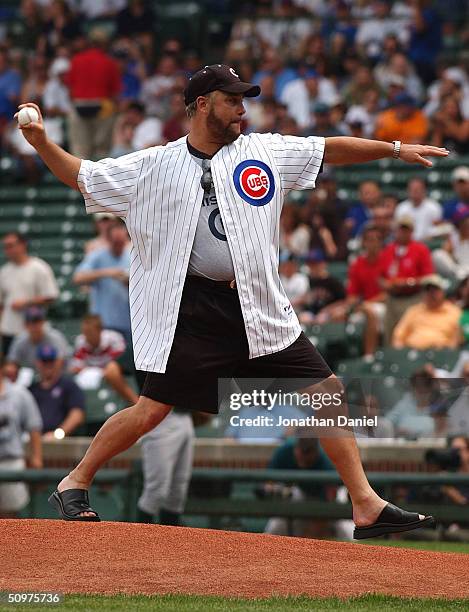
top-left (357, 539), bottom-right (469, 554)
top-left (1, 594), bottom-right (469, 612)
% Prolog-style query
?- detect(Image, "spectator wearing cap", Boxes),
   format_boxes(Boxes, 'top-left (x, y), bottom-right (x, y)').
top-left (380, 215), bottom-right (434, 344)
top-left (392, 274), bottom-right (461, 350)
top-left (67, 27), bottom-right (121, 159)
top-left (443, 167), bottom-right (469, 222)
top-left (344, 106), bottom-right (371, 139)
top-left (5, 306), bottom-right (71, 383)
top-left (433, 207), bottom-right (469, 281)
top-left (346, 180), bottom-right (382, 239)
top-left (70, 314), bottom-right (139, 405)
top-left (344, 88), bottom-right (381, 140)
top-left (0, 355), bottom-right (43, 518)
top-left (0, 232), bottom-right (59, 355)
top-left (374, 92), bottom-right (428, 143)
top-left (29, 345), bottom-right (85, 440)
top-left (279, 254), bottom-right (309, 313)
top-left (383, 74), bottom-right (406, 106)
top-left (304, 102), bottom-right (342, 138)
top-left (298, 250), bottom-right (345, 325)
top-left (42, 57), bottom-right (71, 118)
top-left (280, 71), bottom-right (339, 130)
top-left (73, 221), bottom-right (131, 344)
top-left (395, 177), bottom-right (442, 241)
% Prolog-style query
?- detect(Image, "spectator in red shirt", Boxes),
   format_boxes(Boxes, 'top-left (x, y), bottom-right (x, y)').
top-left (346, 225), bottom-right (386, 356)
top-left (67, 28), bottom-right (121, 159)
top-left (380, 215), bottom-right (434, 344)
top-left (70, 314), bottom-right (138, 405)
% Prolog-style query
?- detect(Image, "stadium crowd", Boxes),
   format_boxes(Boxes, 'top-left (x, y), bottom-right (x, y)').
top-left (0, 0), bottom-right (469, 525)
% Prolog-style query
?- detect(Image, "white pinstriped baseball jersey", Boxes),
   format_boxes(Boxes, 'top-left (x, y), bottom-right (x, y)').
top-left (77, 132), bottom-right (325, 372)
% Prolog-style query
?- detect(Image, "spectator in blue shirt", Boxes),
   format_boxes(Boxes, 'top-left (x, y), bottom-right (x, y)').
top-left (408, 0), bottom-right (442, 85)
top-left (73, 220), bottom-right (131, 343)
top-left (29, 345), bottom-right (85, 439)
top-left (263, 434), bottom-right (336, 537)
top-left (0, 48), bottom-right (22, 147)
top-left (252, 49), bottom-right (298, 100)
top-left (443, 167), bottom-right (469, 221)
top-left (346, 180), bottom-right (382, 238)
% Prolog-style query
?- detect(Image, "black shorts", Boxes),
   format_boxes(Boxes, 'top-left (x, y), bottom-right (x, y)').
top-left (142, 276), bottom-right (332, 413)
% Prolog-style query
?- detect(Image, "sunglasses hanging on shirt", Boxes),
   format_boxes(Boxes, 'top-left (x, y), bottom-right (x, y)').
top-left (200, 159), bottom-right (214, 193)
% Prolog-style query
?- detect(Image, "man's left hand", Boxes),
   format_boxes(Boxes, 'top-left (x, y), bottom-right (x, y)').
top-left (400, 144), bottom-right (449, 168)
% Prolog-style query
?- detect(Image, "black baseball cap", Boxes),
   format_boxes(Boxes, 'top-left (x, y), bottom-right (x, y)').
top-left (184, 64), bottom-right (261, 105)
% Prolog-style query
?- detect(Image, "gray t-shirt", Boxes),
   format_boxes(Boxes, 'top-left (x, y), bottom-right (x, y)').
top-left (0, 257), bottom-right (59, 336)
top-left (7, 325), bottom-right (72, 368)
top-left (0, 381), bottom-right (42, 460)
top-left (187, 151), bottom-right (235, 281)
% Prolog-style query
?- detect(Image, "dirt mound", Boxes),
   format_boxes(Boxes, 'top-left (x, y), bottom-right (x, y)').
top-left (1, 520), bottom-right (468, 599)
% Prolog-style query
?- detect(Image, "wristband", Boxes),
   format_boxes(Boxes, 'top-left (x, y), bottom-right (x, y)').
top-left (392, 140), bottom-right (401, 159)
top-left (54, 428), bottom-right (65, 440)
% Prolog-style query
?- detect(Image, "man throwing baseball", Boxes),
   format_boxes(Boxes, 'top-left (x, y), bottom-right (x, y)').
top-left (18, 64), bottom-right (447, 538)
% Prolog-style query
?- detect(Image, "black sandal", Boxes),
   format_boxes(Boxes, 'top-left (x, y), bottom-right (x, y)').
top-left (48, 489), bottom-right (101, 522)
top-left (353, 502), bottom-right (435, 540)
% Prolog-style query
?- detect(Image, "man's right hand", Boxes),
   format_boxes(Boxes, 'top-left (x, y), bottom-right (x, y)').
top-left (14, 103), bottom-right (47, 149)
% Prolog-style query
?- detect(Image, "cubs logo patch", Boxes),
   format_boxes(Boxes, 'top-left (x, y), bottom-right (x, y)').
top-left (233, 160), bottom-right (275, 206)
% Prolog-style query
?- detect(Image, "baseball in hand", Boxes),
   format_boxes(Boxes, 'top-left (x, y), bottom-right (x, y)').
top-left (17, 107), bottom-right (40, 126)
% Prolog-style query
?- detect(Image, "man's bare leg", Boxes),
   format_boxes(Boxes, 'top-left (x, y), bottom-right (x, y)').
top-left (309, 376), bottom-right (424, 527)
top-left (57, 396), bottom-right (172, 517)
top-left (319, 435), bottom-right (387, 526)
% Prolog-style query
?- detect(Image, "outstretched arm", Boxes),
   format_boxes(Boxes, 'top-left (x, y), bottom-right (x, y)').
top-left (324, 137), bottom-right (448, 168)
top-left (15, 103), bottom-right (81, 190)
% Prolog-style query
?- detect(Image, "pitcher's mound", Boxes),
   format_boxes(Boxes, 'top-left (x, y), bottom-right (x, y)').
top-left (1, 520), bottom-right (468, 599)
